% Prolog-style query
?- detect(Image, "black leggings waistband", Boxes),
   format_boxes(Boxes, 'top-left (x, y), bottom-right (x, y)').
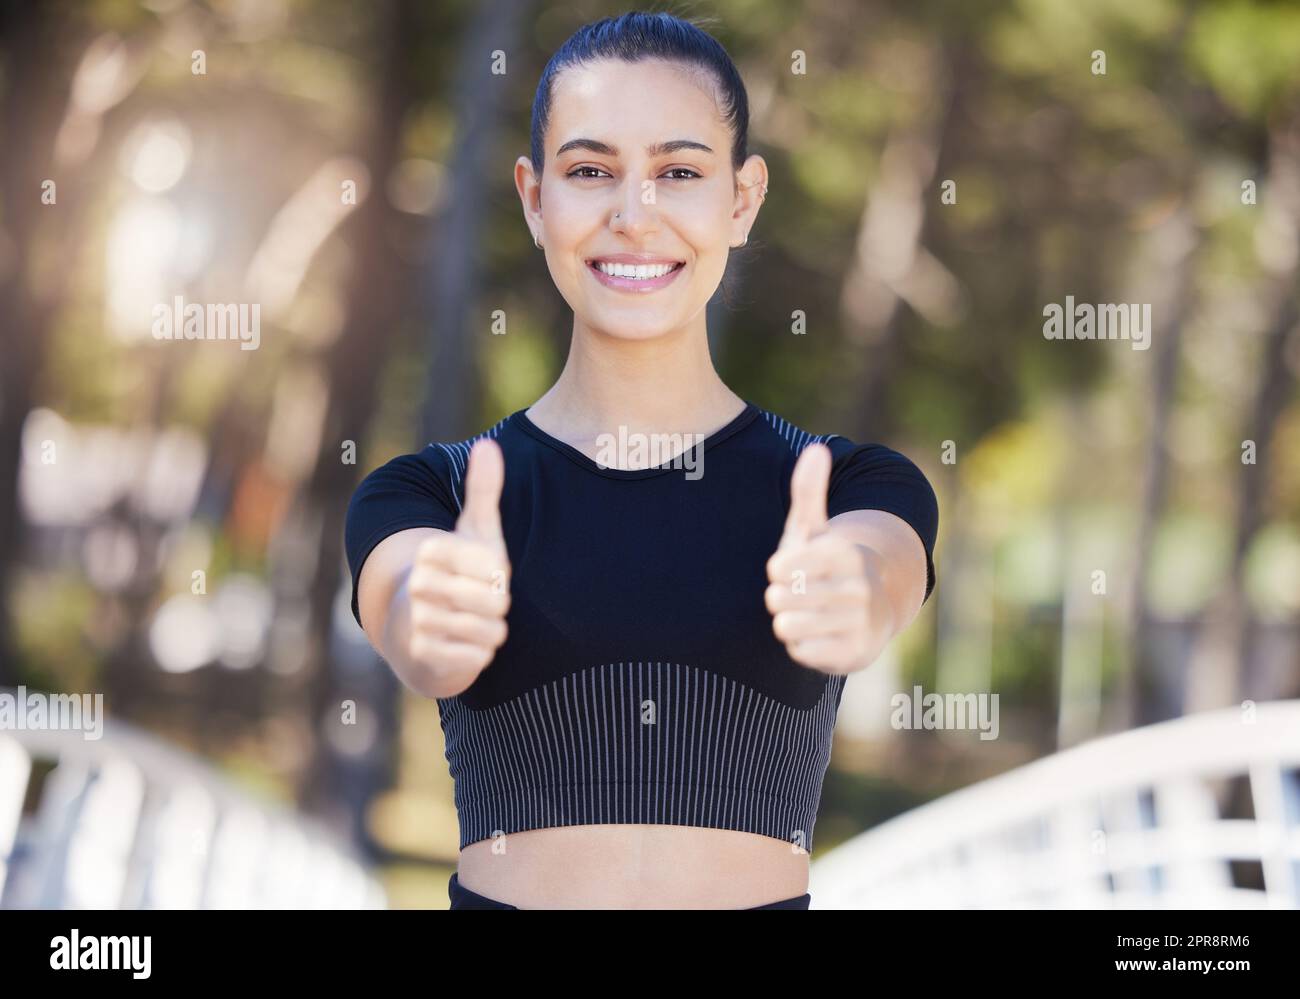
top-left (448, 872), bottom-right (811, 910)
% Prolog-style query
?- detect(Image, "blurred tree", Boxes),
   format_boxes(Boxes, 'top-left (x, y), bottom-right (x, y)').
top-left (0, 2), bottom-right (72, 682)
top-left (290, 0), bottom-right (421, 829)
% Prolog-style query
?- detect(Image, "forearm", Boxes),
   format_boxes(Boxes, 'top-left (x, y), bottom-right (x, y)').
top-left (850, 541), bottom-right (903, 657)
top-left (824, 509), bottom-right (928, 655)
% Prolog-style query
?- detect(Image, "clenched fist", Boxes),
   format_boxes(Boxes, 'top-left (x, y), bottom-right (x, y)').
top-left (407, 438), bottom-right (512, 682)
top-left (764, 443), bottom-right (892, 675)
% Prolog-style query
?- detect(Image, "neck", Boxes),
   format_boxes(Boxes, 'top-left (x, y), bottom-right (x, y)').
top-left (527, 314), bottom-right (745, 441)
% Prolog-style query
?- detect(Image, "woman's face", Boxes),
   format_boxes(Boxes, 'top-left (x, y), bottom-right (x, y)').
top-left (517, 58), bottom-right (766, 342)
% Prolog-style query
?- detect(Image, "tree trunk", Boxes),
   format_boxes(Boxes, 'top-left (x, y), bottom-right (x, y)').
top-left (0, 6), bottom-right (82, 681)
top-left (837, 43), bottom-right (969, 441)
top-left (1185, 114), bottom-right (1300, 713)
top-left (290, 0), bottom-right (419, 830)
top-left (1110, 208), bottom-right (1198, 731)
top-left (419, 0), bottom-right (532, 442)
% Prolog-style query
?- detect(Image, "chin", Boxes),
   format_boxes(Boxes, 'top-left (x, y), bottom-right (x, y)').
top-left (587, 312), bottom-right (684, 340)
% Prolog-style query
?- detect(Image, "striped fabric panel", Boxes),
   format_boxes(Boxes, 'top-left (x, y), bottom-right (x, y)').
top-left (432, 415), bottom-right (511, 513)
top-left (437, 661), bottom-right (847, 852)
top-left (758, 408), bottom-right (840, 454)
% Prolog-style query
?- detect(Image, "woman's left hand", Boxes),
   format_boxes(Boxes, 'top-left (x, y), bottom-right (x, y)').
top-left (764, 443), bottom-right (896, 676)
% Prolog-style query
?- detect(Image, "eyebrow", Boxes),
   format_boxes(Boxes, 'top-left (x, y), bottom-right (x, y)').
top-left (554, 138), bottom-right (715, 159)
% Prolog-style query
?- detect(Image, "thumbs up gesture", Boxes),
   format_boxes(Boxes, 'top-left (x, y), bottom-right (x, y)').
top-left (764, 443), bottom-right (890, 675)
top-left (407, 438), bottom-right (512, 682)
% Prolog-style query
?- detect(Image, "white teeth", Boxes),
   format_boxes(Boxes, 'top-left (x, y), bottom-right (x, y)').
top-left (595, 261), bottom-right (678, 279)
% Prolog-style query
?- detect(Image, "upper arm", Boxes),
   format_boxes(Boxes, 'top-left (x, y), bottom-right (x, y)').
top-left (826, 508), bottom-right (928, 631)
top-left (344, 448), bottom-right (460, 637)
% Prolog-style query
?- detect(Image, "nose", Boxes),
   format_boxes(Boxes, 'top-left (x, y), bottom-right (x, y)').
top-left (610, 177), bottom-right (659, 239)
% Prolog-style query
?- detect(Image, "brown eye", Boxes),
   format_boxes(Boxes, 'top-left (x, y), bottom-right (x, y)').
top-left (567, 166), bottom-right (609, 179)
top-left (662, 168), bottom-right (702, 180)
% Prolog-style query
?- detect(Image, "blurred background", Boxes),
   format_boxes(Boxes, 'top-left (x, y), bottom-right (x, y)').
top-left (1, 0), bottom-right (1298, 909)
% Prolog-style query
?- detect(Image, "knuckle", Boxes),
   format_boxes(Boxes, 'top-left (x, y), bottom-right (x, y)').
top-left (417, 535), bottom-right (445, 562)
top-left (409, 566), bottom-right (444, 597)
top-left (442, 577), bottom-right (474, 610)
top-left (410, 601), bottom-right (436, 629)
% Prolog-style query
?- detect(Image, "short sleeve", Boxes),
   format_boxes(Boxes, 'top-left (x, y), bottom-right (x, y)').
top-left (822, 436), bottom-right (939, 606)
top-left (344, 447), bottom-right (461, 627)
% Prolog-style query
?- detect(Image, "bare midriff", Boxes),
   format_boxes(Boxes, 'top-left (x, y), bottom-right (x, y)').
top-left (456, 824), bottom-right (809, 909)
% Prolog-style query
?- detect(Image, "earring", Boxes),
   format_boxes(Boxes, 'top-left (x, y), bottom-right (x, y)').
top-left (534, 231), bottom-right (542, 249)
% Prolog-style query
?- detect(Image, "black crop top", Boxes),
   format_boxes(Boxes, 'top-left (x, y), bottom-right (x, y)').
top-left (344, 401), bottom-right (938, 852)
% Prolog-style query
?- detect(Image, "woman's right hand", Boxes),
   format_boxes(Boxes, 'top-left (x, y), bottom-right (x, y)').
top-left (405, 438), bottom-right (512, 687)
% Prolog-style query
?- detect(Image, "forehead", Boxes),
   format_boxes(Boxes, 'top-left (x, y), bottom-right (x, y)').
top-left (547, 58), bottom-right (727, 153)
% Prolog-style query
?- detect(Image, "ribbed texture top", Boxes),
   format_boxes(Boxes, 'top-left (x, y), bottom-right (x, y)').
top-left (438, 660), bottom-right (845, 852)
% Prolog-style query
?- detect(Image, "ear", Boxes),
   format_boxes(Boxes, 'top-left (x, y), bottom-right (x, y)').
top-left (731, 153), bottom-right (768, 244)
top-left (515, 154), bottom-right (543, 238)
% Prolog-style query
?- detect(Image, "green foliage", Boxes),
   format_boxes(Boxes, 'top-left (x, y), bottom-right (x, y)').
top-left (1188, 0), bottom-right (1300, 120)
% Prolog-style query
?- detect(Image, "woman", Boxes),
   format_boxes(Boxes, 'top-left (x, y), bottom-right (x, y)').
top-left (344, 11), bottom-right (938, 910)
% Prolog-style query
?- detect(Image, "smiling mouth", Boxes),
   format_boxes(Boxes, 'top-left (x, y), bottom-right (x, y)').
top-left (586, 259), bottom-right (685, 281)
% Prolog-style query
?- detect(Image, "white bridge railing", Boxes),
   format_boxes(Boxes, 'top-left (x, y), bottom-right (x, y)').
top-left (0, 691), bottom-right (385, 909)
top-left (810, 700), bottom-right (1300, 909)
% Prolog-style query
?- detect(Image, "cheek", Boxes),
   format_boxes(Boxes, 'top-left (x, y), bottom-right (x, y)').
top-left (681, 210), bottom-right (732, 278)
top-left (540, 188), bottom-right (590, 244)
top-left (673, 190), bottom-right (736, 255)
top-left (688, 249), bottom-right (729, 296)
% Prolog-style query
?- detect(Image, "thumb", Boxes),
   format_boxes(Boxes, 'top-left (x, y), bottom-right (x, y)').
top-left (781, 442), bottom-right (831, 548)
top-left (456, 438), bottom-right (506, 547)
